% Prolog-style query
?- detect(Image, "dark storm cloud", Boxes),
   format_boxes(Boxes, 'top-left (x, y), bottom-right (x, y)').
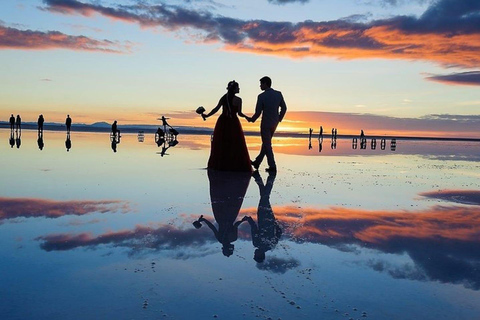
top-left (41, 0), bottom-right (480, 67)
top-left (426, 71), bottom-right (480, 86)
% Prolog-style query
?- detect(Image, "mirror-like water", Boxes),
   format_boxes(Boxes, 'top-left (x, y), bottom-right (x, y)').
top-left (1, 129), bottom-right (479, 319)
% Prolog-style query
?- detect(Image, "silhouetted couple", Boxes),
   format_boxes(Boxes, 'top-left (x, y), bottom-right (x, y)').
top-left (202, 76), bottom-right (287, 173)
top-left (194, 170), bottom-right (281, 262)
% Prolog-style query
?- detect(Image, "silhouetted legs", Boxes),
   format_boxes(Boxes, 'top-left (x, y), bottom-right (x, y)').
top-left (253, 125), bottom-right (277, 169)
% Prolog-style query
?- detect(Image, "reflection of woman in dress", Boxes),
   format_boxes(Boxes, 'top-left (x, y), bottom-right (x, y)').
top-left (202, 81), bottom-right (252, 172)
top-left (193, 170), bottom-right (251, 256)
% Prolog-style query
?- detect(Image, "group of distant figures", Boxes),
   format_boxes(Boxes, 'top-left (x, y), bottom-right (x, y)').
top-left (308, 127), bottom-right (397, 152)
top-left (8, 114), bottom-right (72, 151)
top-left (7, 113), bottom-right (180, 153)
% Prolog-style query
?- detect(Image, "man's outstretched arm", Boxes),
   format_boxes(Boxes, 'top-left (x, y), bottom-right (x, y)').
top-left (250, 96), bottom-right (263, 123)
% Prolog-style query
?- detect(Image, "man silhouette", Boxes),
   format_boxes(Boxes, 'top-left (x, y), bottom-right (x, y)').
top-left (65, 115), bottom-right (72, 133)
top-left (38, 114), bottom-right (44, 133)
top-left (247, 76), bottom-right (287, 172)
top-left (9, 114), bottom-right (15, 131)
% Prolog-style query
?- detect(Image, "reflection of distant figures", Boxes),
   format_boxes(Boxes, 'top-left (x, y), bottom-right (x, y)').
top-left (65, 115), bottom-right (72, 134)
top-left (9, 131), bottom-right (14, 148)
top-left (16, 115), bottom-right (21, 132)
top-left (308, 128), bottom-right (313, 150)
top-left (65, 133), bottom-right (71, 152)
top-left (9, 114), bottom-right (15, 131)
top-left (193, 170), bottom-right (251, 257)
top-left (244, 171), bottom-right (281, 263)
top-left (331, 137), bottom-right (337, 149)
top-left (15, 130), bottom-right (21, 149)
top-left (38, 114), bottom-right (44, 133)
top-left (318, 139), bottom-right (323, 153)
top-left (37, 132), bottom-right (44, 150)
top-left (111, 139), bottom-right (117, 153)
top-left (155, 125), bottom-right (179, 157)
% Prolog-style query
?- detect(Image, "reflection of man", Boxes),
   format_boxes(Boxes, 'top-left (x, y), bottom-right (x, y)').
top-left (244, 171), bottom-right (282, 263)
top-left (247, 76), bottom-right (287, 173)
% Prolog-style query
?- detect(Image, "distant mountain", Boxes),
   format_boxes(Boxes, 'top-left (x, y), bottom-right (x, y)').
top-left (91, 122), bottom-right (111, 128)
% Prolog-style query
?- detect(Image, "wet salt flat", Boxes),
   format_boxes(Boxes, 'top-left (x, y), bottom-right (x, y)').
top-left (1, 129), bottom-right (480, 320)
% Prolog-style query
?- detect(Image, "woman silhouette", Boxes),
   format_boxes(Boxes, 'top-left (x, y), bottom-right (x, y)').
top-left (202, 81), bottom-right (251, 172)
top-left (193, 170), bottom-right (251, 256)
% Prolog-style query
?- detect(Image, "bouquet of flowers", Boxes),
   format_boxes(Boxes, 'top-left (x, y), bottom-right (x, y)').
top-left (196, 106), bottom-right (206, 121)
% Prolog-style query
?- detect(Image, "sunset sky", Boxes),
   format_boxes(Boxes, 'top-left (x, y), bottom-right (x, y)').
top-left (1, 0), bottom-right (479, 137)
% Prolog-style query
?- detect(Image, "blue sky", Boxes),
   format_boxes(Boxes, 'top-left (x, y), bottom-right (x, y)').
top-left (1, 0), bottom-right (479, 137)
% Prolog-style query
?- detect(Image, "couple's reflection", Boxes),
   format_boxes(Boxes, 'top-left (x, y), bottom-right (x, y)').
top-left (194, 169), bottom-right (281, 261)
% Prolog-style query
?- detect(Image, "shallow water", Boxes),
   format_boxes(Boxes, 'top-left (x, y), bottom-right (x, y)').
top-left (1, 129), bottom-right (480, 320)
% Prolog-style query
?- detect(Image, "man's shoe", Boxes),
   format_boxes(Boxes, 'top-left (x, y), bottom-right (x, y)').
top-left (251, 160), bottom-right (259, 170)
top-left (265, 167), bottom-right (277, 173)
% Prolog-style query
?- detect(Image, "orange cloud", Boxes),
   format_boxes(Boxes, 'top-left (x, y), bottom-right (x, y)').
top-left (0, 25), bottom-right (130, 53)
top-left (41, 0), bottom-right (480, 83)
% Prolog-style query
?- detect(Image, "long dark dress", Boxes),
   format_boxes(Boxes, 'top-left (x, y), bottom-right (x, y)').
top-left (207, 95), bottom-right (252, 172)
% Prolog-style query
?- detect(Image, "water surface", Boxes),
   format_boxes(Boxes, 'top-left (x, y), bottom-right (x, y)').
top-left (1, 129), bottom-right (479, 319)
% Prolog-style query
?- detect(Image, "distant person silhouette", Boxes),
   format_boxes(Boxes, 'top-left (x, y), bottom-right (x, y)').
top-left (38, 114), bottom-right (44, 133)
top-left (37, 132), bottom-right (44, 150)
top-left (9, 114), bottom-right (15, 131)
top-left (193, 170), bottom-right (251, 257)
top-left (65, 115), bottom-right (72, 133)
top-left (334, 128), bottom-right (337, 139)
top-left (332, 128), bottom-right (334, 137)
top-left (247, 76), bottom-right (287, 173)
top-left (244, 171), bottom-right (281, 263)
top-left (360, 130), bottom-right (365, 138)
top-left (201, 80), bottom-right (251, 172)
top-left (16, 115), bottom-right (21, 132)
top-left (319, 126), bottom-right (323, 139)
top-left (111, 120), bottom-right (120, 139)
top-left (65, 134), bottom-right (71, 152)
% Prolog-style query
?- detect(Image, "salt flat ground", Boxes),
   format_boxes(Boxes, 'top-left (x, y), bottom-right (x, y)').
top-left (1, 129), bottom-right (479, 320)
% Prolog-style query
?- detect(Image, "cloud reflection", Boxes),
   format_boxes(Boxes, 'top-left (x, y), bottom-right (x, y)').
top-left (35, 192), bottom-right (480, 288)
top-left (0, 197), bottom-right (129, 222)
top-left (419, 190), bottom-right (480, 206)
top-left (36, 222), bottom-right (217, 257)
top-left (267, 204), bottom-right (480, 290)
